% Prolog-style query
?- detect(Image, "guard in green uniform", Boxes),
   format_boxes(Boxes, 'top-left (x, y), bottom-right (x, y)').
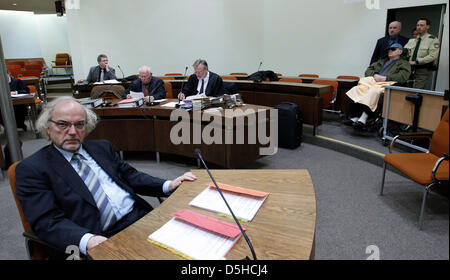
top-left (404, 18), bottom-right (440, 89)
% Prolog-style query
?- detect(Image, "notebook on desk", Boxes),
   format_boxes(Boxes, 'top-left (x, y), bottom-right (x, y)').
top-left (148, 209), bottom-right (245, 260)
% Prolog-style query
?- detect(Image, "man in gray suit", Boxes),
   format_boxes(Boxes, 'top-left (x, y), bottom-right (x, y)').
top-left (78, 54), bottom-right (117, 83)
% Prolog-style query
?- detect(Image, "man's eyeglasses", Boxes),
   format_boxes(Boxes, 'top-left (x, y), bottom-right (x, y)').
top-left (49, 120), bottom-right (86, 130)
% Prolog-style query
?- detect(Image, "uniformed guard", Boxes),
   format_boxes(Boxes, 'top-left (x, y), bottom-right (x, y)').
top-left (404, 18), bottom-right (440, 89)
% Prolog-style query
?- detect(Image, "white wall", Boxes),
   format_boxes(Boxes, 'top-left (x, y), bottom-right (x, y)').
top-left (0, 10), bottom-right (70, 67)
top-left (66, 0), bottom-right (449, 91)
top-left (0, 10), bottom-right (42, 60)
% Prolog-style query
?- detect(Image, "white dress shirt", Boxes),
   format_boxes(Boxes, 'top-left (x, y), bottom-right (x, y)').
top-left (54, 144), bottom-right (171, 255)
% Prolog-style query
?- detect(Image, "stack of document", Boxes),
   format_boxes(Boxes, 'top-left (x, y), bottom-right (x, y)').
top-left (77, 97), bottom-right (103, 108)
top-left (117, 98), bottom-right (144, 108)
top-left (189, 183), bottom-right (269, 222)
top-left (93, 79), bottom-right (121, 85)
top-left (148, 209), bottom-right (245, 260)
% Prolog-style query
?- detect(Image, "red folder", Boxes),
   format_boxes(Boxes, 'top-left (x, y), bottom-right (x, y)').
top-left (171, 209), bottom-right (245, 239)
top-left (207, 182), bottom-right (269, 198)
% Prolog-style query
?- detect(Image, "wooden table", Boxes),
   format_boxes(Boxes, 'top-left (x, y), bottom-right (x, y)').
top-left (86, 100), bottom-right (274, 168)
top-left (11, 95), bottom-right (38, 136)
top-left (169, 80), bottom-right (330, 134)
top-left (88, 169), bottom-right (317, 260)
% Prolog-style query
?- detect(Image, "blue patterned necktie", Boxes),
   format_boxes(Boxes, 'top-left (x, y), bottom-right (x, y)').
top-left (72, 153), bottom-right (116, 232)
top-left (198, 79), bottom-right (204, 94)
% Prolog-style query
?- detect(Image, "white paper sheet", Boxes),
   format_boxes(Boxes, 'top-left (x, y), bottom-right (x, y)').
top-left (148, 217), bottom-right (240, 260)
top-left (189, 187), bottom-right (268, 221)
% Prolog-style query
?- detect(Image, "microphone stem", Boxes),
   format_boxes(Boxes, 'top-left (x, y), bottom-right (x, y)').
top-left (198, 155), bottom-right (257, 260)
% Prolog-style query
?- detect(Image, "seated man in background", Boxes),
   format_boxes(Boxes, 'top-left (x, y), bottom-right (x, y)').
top-left (0, 71), bottom-right (30, 131)
top-left (122, 66), bottom-right (166, 102)
top-left (344, 43), bottom-right (411, 129)
top-left (177, 59), bottom-right (224, 100)
top-left (15, 96), bottom-right (196, 257)
top-left (77, 54), bottom-right (117, 83)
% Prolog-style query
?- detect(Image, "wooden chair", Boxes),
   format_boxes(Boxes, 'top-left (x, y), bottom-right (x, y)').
top-left (164, 73), bottom-right (182, 76)
top-left (279, 78), bottom-right (302, 83)
top-left (336, 75), bottom-right (359, 80)
top-left (52, 53), bottom-right (72, 75)
top-left (22, 64), bottom-right (43, 78)
top-left (7, 60), bottom-right (25, 68)
top-left (298, 74), bottom-right (319, 78)
top-left (164, 81), bottom-right (173, 99)
top-left (380, 108), bottom-right (449, 229)
top-left (312, 80), bottom-right (338, 109)
top-left (90, 85), bottom-right (125, 101)
top-left (230, 72), bottom-right (248, 76)
top-left (159, 76), bottom-right (175, 80)
top-left (6, 65), bottom-right (23, 78)
top-left (8, 162), bottom-right (59, 259)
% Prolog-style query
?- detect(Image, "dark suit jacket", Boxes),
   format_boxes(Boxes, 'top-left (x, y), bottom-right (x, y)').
top-left (15, 140), bottom-right (166, 252)
top-left (182, 71), bottom-right (224, 97)
top-left (9, 77), bottom-right (30, 94)
top-left (86, 66), bottom-right (117, 83)
top-left (122, 77), bottom-right (166, 100)
top-left (370, 35), bottom-right (409, 65)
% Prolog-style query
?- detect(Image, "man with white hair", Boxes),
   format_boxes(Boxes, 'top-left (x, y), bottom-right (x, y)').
top-left (122, 66), bottom-right (166, 102)
top-left (15, 97), bottom-right (196, 257)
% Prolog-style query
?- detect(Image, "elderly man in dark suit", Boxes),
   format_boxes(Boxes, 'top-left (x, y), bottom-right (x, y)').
top-left (122, 66), bottom-right (166, 102)
top-left (370, 21), bottom-right (409, 65)
top-left (77, 54), bottom-right (117, 83)
top-left (177, 59), bottom-right (225, 100)
top-left (15, 97), bottom-right (196, 257)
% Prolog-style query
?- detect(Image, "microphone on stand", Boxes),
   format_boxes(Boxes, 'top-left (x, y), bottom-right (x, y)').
top-left (176, 66), bottom-right (189, 107)
top-left (117, 65), bottom-right (125, 81)
top-left (194, 148), bottom-right (257, 260)
top-left (257, 61), bottom-right (262, 72)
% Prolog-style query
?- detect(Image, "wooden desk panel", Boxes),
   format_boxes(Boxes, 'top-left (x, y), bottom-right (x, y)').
top-left (87, 101), bottom-right (272, 168)
top-left (88, 169), bottom-right (316, 260)
top-left (382, 89), bottom-right (447, 131)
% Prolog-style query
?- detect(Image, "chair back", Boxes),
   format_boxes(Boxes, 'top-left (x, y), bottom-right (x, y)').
top-left (299, 74), bottom-right (319, 78)
top-left (28, 60), bottom-right (45, 68)
top-left (6, 65), bottom-right (23, 78)
top-left (8, 162), bottom-right (32, 232)
top-left (230, 72), bottom-right (248, 76)
top-left (8, 61), bottom-right (25, 68)
top-left (164, 81), bottom-right (173, 99)
top-left (159, 76), bottom-right (175, 80)
top-left (91, 85), bottom-right (125, 100)
top-left (164, 73), bottom-right (182, 76)
top-left (312, 79), bottom-right (338, 108)
top-left (221, 76), bottom-right (237, 80)
top-left (429, 108), bottom-right (449, 158)
top-left (279, 78), bottom-right (303, 83)
top-left (336, 75), bottom-right (359, 80)
top-left (22, 64), bottom-right (43, 78)
top-left (55, 53), bottom-right (71, 66)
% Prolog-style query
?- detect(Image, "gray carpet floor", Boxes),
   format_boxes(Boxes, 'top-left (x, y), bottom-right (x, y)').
top-left (0, 120), bottom-right (448, 260)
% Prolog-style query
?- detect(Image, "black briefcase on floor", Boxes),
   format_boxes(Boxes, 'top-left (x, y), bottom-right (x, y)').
top-left (275, 102), bottom-right (303, 149)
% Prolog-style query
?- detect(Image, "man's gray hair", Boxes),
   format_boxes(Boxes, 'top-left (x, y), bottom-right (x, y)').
top-left (138, 65), bottom-right (152, 74)
top-left (193, 59), bottom-right (208, 69)
top-left (36, 96), bottom-right (98, 140)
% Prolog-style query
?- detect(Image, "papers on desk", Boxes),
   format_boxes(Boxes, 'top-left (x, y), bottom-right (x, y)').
top-left (161, 101), bottom-right (185, 108)
top-left (93, 79), bottom-right (120, 85)
top-left (148, 209), bottom-right (244, 260)
top-left (117, 98), bottom-right (144, 108)
top-left (10, 93), bottom-right (33, 98)
top-left (129, 91), bottom-right (144, 99)
top-left (189, 183), bottom-right (269, 222)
